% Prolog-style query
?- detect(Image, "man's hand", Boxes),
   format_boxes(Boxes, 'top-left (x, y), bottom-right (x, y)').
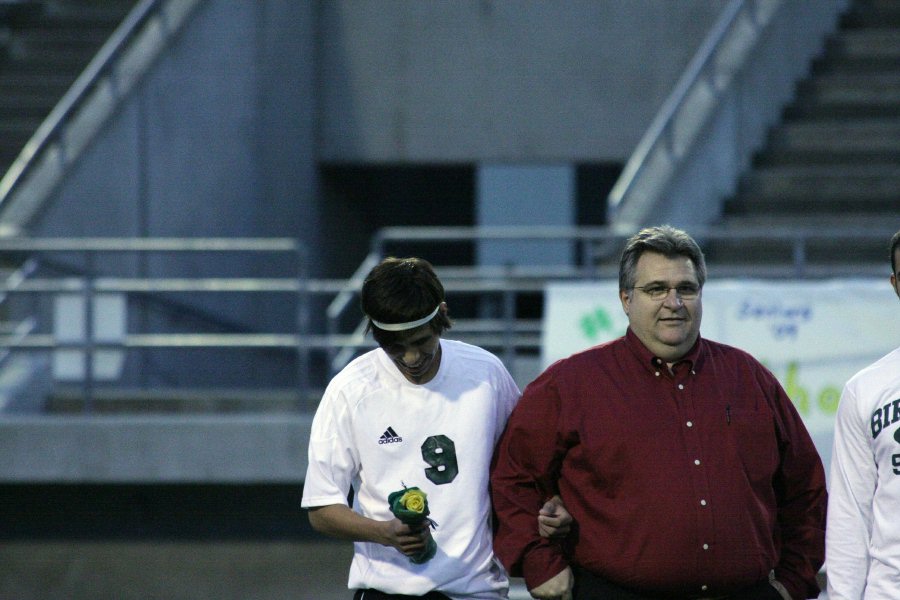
top-left (538, 495), bottom-right (573, 538)
top-left (529, 566), bottom-right (574, 600)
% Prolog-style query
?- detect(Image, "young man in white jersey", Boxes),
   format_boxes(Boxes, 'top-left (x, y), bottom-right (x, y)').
top-left (302, 257), bottom-right (570, 599)
top-left (825, 229), bottom-right (900, 600)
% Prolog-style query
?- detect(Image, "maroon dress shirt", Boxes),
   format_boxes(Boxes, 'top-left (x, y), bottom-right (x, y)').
top-left (490, 329), bottom-right (826, 599)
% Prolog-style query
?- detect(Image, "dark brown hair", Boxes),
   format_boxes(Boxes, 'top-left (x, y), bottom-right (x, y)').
top-left (361, 257), bottom-right (452, 346)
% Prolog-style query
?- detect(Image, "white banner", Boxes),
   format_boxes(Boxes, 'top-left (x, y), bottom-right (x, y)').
top-left (543, 279), bottom-right (900, 475)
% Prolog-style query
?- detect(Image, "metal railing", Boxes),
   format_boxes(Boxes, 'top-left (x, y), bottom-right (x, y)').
top-left (325, 223), bottom-right (896, 376)
top-left (0, 237), bottom-right (326, 411)
top-left (0, 225), bottom-right (891, 412)
top-left (0, 0), bottom-right (205, 230)
top-left (607, 0), bottom-right (849, 228)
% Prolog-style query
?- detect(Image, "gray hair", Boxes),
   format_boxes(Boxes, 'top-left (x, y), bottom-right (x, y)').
top-left (618, 225), bottom-right (707, 291)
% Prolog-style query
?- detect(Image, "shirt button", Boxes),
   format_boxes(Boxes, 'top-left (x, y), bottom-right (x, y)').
top-left (686, 421), bottom-right (693, 428)
top-left (654, 371), bottom-right (660, 377)
top-left (700, 499), bottom-right (707, 506)
top-left (702, 543), bottom-right (709, 550)
top-left (701, 585), bottom-right (708, 591)
top-left (678, 384), bottom-right (684, 390)
top-left (694, 459), bottom-right (701, 465)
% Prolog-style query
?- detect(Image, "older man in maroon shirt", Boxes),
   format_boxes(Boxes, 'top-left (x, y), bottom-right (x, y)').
top-left (490, 226), bottom-right (826, 600)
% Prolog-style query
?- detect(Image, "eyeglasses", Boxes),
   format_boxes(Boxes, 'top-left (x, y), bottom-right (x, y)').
top-left (632, 284), bottom-right (701, 301)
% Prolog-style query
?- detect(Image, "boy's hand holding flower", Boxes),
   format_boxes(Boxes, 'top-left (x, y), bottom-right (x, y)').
top-left (388, 485), bottom-right (438, 563)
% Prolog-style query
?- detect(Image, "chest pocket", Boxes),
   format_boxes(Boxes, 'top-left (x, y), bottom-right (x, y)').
top-left (727, 407), bottom-right (779, 483)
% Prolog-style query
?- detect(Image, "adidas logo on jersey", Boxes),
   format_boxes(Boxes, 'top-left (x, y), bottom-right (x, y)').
top-left (378, 427), bottom-right (403, 444)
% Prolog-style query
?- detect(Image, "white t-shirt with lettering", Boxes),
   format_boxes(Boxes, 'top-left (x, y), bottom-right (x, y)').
top-left (826, 346), bottom-right (900, 600)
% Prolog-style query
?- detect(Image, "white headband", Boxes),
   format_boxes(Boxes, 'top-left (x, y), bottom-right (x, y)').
top-left (370, 304), bottom-right (442, 332)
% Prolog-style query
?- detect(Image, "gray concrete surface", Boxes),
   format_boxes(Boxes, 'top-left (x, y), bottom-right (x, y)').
top-left (0, 539), bottom-right (538, 599)
top-left (0, 414), bottom-right (313, 483)
top-left (0, 540), bottom-right (351, 600)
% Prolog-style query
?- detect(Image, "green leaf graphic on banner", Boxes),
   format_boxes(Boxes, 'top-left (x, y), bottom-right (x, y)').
top-left (817, 386), bottom-right (840, 415)
top-left (785, 362), bottom-right (809, 415)
top-left (579, 308), bottom-right (612, 339)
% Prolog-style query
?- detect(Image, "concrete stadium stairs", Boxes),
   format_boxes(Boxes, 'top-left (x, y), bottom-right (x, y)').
top-left (713, 0), bottom-right (900, 269)
top-left (0, 0), bottom-right (135, 174)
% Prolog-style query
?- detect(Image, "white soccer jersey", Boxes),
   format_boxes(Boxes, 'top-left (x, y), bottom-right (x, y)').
top-left (826, 346), bottom-right (900, 600)
top-left (302, 339), bottom-right (520, 599)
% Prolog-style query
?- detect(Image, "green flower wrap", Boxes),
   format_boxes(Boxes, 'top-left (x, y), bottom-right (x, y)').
top-left (388, 485), bottom-right (437, 563)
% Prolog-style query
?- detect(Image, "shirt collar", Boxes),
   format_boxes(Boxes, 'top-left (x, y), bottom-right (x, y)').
top-left (624, 327), bottom-right (704, 375)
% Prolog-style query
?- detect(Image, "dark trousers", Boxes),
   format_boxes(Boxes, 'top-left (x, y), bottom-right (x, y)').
top-left (573, 568), bottom-right (783, 600)
top-left (352, 590), bottom-right (451, 600)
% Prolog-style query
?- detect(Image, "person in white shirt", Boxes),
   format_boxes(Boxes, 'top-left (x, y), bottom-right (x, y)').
top-left (825, 229), bottom-right (900, 600)
top-left (302, 257), bottom-right (570, 600)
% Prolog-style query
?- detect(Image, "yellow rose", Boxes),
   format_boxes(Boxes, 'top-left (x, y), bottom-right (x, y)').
top-left (400, 488), bottom-right (427, 514)
top-left (388, 485), bottom-right (437, 563)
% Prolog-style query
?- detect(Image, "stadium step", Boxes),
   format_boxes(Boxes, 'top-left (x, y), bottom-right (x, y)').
top-left (761, 118), bottom-right (900, 164)
top-left (724, 0), bottom-right (900, 242)
top-left (738, 165), bottom-right (900, 207)
top-left (0, 0), bottom-right (135, 179)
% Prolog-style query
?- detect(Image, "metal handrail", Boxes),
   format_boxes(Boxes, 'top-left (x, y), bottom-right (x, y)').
top-left (605, 0), bottom-right (849, 227)
top-left (0, 236), bottom-right (298, 252)
top-left (325, 249), bottom-right (400, 373)
top-left (324, 223), bottom-right (895, 376)
top-left (0, 227), bottom-right (890, 411)
top-left (607, 0), bottom-right (753, 224)
top-left (0, 0), bottom-right (158, 205)
top-left (374, 224), bottom-right (895, 267)
top-left (0, 0), bottom-right (204, 227)
top-left (0, 237), bottom-right (310, 411)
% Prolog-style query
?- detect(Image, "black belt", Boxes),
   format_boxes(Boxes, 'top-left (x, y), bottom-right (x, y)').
top-left (572, 567), bottom-right (781, 600)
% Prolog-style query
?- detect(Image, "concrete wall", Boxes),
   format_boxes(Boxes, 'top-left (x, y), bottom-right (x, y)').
top-left (26, 0), bottom-right (731, 269)
top-left (34, 0), bottom-right (318, 245)
top-left (317, 0), bottom-right (728, 162)
top-left (0, 415), bottom-right (311, 482)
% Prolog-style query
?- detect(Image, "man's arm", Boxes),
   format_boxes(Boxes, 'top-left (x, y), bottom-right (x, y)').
top-left (528, 566), bottom-right (574, 600)
top-left (307, 504), bottom-right (431, 557)
top-left (825, 385), bottom-right (875, 600)
top-left (491, 370), bottom-right (571, 592)
top-left (768, 381), bottom-right (828, 600)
